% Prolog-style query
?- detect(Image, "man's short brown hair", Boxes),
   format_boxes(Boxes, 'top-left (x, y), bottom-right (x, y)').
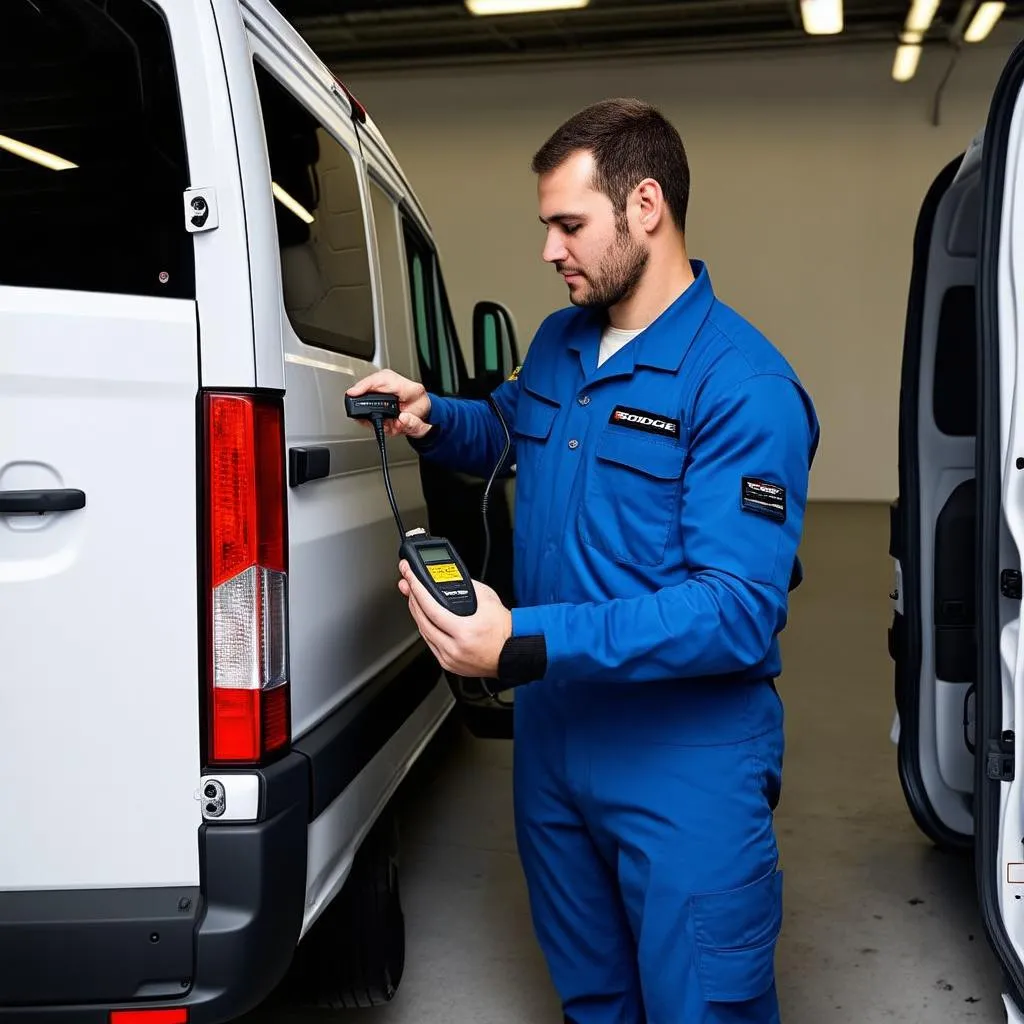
top-left (531, 98), bottom-right (690, 233)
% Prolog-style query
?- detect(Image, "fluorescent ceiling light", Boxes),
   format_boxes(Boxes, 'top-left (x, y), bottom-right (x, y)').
top-left (465, 0), bottom-right (588, 14)
top-left (0, 133), bottom-right (77, 171)
top-left (272, 182), bottom-right (314, 224)
top-left (904, 0), bottom-right (940, 34)
top-left (800, 0), bottom-right (843, 35)
top-left (892, 42), bottom-right (922, 82)
top-left (965, 1), bottom-right (1006, 42)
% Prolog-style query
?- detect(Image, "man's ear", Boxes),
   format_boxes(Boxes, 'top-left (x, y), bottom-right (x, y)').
top-left (634, 178), bottom-right (664, 233)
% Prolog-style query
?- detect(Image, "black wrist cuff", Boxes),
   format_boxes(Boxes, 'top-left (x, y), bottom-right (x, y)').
top-left (497, 633), bottom-right (547, 688)
top-left (408, 422), bottom-right (440, 453)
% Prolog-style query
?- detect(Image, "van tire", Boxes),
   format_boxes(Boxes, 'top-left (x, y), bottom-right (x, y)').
top-left (285, 815), bottom-right (406, 1010)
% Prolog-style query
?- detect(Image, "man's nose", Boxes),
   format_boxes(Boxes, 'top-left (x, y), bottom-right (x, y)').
top-left (542, 232), bottom-right (568, 264)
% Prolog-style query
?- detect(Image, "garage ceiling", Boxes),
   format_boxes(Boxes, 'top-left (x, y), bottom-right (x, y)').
top-left (273, 0), bottom-right (1022, 71)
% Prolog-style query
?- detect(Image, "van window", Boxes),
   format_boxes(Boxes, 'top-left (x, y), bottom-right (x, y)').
top-left (410, 252), bottom-right (434, 376)
top-left (432, 268), bottom-right (459, 397)
top-left (253, 61), bottom-right (376, 361)
top-left (0, 0), bottom-right (194, 299)
top-left (402, 221), bottom-right (462, 396)
top-left (369, 177), bottom-right (418, 381)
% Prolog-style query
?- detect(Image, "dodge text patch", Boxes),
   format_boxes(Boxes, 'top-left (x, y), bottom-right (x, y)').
top-left (742, 477), bottom-right (786, 522)
top-left (609, 405), bottom-right (680, 439)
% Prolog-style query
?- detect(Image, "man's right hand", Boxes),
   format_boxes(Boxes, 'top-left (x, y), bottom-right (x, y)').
top-left (347, 370), bottom-right (433, 439)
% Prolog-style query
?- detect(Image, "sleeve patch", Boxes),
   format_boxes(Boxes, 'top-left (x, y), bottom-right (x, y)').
top-left (742, 477), bottom-right (786, 522)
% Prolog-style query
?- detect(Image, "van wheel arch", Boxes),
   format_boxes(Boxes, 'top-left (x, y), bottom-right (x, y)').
top-left (282, 814), bottom-right (406, 1009)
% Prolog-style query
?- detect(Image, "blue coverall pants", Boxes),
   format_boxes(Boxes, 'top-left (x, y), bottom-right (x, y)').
top-left (513, 677), bottom-right (785, 1024)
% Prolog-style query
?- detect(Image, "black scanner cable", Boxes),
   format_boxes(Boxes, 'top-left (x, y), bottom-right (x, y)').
top-left (369, 411), bottom-right (407, 544)
top-left (479, 395), bottom-right (515, 708)
top-left (480, 394), bottom-right (513, 587)
top-left (352, 391), bottom-right (516, 710)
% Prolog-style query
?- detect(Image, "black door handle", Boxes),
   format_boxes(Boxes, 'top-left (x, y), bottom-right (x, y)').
top-left (0, 489), bottom-right (86, 514)
top-left (289, 447), bottom-right (331, 487)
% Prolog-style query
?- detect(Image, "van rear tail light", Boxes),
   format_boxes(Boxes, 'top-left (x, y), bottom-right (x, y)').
top-left (110, 1011), bottom-right (188, 1024)
top-left (204, 393), bottom-right (290, 764)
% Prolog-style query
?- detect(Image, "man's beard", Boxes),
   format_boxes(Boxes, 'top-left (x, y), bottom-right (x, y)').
top-left (567, 223), bottom-right (649, 310)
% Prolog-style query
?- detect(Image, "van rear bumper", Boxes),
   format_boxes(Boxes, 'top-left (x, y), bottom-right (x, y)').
top-left (0, 752), bottom-right (309, 1024)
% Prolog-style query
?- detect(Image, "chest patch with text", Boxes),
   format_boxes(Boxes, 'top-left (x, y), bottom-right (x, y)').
top-left (609, 405), bottom-right (680, 439)
top-left (742, 477), bottom-right (787, 522)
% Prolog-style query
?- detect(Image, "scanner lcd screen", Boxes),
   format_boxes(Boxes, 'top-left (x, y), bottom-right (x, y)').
top-left (417, 544), bottom-right (453, 563)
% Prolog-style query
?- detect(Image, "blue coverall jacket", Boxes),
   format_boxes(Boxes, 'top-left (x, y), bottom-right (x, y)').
top-left (412, 259), bottom-right (819, 1024)
top-left (419, 260), bottom-right (818, 690)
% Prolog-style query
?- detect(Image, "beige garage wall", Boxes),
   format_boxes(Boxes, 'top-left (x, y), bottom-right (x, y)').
top-left (344, 24), bottom-right (1021, 501)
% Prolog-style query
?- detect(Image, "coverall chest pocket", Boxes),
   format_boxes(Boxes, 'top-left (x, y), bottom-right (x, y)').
top-left (514, 391), bottom-right (559, 459)
top-left (513, 389), bottom-right (559, 533)
top-left (579, 428), bottom-right (687, 567)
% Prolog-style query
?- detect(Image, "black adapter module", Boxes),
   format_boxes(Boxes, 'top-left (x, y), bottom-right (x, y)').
top-left (345, 393), bottom-right (400, 421)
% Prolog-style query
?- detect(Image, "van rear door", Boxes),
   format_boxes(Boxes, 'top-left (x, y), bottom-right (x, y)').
top-left (889, 140), bottom-right (981, 854)
top-left (0, 0), bottom-right (251, 916)
top-left (901, 36), bottom-right (1024, 1024)
top-left (975, 37), bottom-right (1024, 1023)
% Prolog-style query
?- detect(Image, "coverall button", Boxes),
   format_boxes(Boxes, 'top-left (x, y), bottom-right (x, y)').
top-left (578, 394), bottom-right (591, 406)
top-left (568, 439), bottom-right (579, 449)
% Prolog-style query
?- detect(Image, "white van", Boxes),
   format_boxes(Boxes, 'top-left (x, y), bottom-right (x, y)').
top-left (891, 37), bottom-right (1024, 1024)
top-left (0, 1), bottom-right (521, 1020)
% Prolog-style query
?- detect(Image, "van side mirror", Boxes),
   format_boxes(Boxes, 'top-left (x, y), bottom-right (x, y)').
top-left (473, 301), bottom-right (520, 391)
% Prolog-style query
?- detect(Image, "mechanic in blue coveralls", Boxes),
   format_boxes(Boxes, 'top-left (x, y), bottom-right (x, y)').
top-left (349, 99), bottom-right (819, 1024)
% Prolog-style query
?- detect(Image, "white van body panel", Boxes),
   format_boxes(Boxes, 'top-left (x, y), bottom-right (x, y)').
top-left (180, 0), bottom-right (260, 389)
top-left (0, 290), bottom-right (203, 892)
top-left (0, 0), bottom-right (249, 894)
top-left (1006, 992), bottom-right (1024, 1024)
top-left (301, 680), bottom-right (452, 936)
top-left (237, 12), bottom-right (438, 736)
top-left (230, 0), bottom-right (455, 931)
top-left (214, 0), bottom-right (290, 392)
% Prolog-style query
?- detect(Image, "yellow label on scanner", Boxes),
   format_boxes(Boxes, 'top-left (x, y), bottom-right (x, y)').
top-left (427, 562), bottom-right (464, 583)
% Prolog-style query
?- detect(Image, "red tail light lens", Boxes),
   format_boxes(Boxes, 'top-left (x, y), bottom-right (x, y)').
top-left (110, 1012), bottom-right (188, 1024)
top-left (208, 396), bottom-right (257, 588)
top-left (204, 393), bottom-right (290, 764)
top-left (255, 402), bottom-right (286, 572)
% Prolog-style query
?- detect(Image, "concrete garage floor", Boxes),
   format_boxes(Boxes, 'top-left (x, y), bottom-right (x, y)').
top-left (253, 503), bottom-right (1006, 1024)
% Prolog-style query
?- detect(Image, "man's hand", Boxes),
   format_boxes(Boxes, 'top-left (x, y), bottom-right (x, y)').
top-left (347, 369), bottom-right (432, 439)
top-left (398, 560), bottom-right (512, 677)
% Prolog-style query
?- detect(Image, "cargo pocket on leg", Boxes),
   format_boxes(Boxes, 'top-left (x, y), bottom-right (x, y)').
top-left (691, 867), bottom-right (783, 1003)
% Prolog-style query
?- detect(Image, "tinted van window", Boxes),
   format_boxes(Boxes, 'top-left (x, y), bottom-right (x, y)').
top-left (402, 222), bottom-right (462, 396)
top-left (254, 61), bottom-right (376, 361)
top-left (0, 0), bottom-right (194, 298)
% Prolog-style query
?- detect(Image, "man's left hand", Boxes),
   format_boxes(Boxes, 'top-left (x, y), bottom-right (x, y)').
top-left (397, 560), bottom-right (512, 678)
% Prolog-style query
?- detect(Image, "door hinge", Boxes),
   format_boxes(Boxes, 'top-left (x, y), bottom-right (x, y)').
top-left (1001, 569), bottom-right (1022, 599)
top-left (184, 187), bottom-right (219, 233)
top-left (987, 731), bottom-right (1015, 781)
